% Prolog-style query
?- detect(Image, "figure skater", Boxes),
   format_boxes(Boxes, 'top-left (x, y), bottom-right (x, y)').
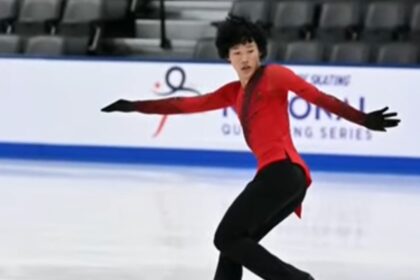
top-left (101, 15), bottom-right (400, 280)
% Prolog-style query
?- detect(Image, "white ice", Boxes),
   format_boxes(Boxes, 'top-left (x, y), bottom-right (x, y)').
top-left (0, 159), bottom-right (419, 280)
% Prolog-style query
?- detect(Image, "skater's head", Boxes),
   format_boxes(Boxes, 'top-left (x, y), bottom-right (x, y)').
top-left (215, 14), bottom-right (267, 85)
top-left (215, 14), bottom-right (267, 60)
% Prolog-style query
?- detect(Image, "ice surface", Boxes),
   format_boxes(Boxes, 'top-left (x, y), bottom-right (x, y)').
top-left (0, 159), bottom-right (419, 280)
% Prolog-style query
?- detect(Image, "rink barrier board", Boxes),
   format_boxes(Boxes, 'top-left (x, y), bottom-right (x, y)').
top-left (1, 58), bottom-right (418, 173)
top-left (0, 142), bottom-right (419, 175)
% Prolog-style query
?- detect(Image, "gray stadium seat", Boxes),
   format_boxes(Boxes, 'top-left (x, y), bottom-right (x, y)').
top-left (0, 34), bottom-right (22, 54)
top-left (283, 41), bottom-right (324, 63)
top-left (328, 42), bottom-right (370, 64)
top-left (0, 0), bottom-right (18, 33)
top-left (65, 37), bottom-right (90, 55)
top-left (193, 37), bottom-right (220, 61)
top-left (16, 0), bottom-right (64, 35)
top-left (103, 0), bottom-right (130, 20)
top-left (375, 43), bottom-right (418, 65)
top-left (362, 2), bottom-right (407, 42)
top-left (25, 36), bottom-right (65, 56)
top-left (59, 0), bottom-right (105, 52)
top-left (409, 3), bottom-right (420, 41)
top-left (316, 2), bottom-right (362, 41)
top-left (266, 40), bottom-right (286, 62)
top-left (271, 1), bottom-right (316, 40)
top-left (60, 0), bottom-right (104, 35)
top-left (230, 0), bottom-right (270, 25)
top-left (24, 35), bottom-right (89, 56)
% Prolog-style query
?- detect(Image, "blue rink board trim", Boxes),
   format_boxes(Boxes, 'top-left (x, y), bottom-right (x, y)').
top-left (0, 142), bottom-right (419, 175)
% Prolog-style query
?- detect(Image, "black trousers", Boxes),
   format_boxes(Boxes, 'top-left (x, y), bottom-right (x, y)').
top-left (213, 159), bottom-right (312, 280)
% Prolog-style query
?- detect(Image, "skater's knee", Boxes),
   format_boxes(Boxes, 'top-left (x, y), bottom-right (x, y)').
top-left (213, 230), bottom-right (225, 251)
top-left (213, 229), bottom-right (238, 252)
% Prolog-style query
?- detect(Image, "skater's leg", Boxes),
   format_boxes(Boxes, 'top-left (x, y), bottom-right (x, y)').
top-left (250, 184), bottom-right (311, 279)
top-left (214, 188), bottom-right (306, 280)
top-left (213, 161), bottom-right (311, 280)
top-left (214, 253), bottom-right (243, 280)
top-left (251, 167), bottom-right (307, 242)
top-left (214, 167), bottom-right (307, 280)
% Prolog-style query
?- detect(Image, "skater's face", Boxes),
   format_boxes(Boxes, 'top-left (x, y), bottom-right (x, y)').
top-left (228, 40), bottom-right (261, 87)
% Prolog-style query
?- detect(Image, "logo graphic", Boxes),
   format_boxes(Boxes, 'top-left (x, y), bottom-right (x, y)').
top-left (152, 66), bottom-right (201, 137)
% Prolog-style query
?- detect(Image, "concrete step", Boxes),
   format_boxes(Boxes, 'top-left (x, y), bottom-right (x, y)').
top-left (148, 0), bottom-right (231, 20)
top-left (150, 0), bottom-right (232, 10)
top-left (108, 38), bottom-right (196, 59)
top-left (136, 19), bottom-right (217, 40)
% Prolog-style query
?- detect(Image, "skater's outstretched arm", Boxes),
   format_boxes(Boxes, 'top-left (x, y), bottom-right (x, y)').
top-left (272, 65), bottom-right (401, 132)
top-left (101, 82), bottom-right (238, 115)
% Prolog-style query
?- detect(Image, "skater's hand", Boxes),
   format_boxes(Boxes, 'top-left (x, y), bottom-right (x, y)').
top-left (364, 107), bottom-right (401, 131)
top-left (101, 99), bottom-right (136, 113)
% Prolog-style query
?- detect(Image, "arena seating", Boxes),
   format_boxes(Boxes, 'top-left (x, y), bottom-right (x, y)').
top-left (328, 42), bottom-right (371, 64)
top-left (0, 0), bottom-right (419, 65)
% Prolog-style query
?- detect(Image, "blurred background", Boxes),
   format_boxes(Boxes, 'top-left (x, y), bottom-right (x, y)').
top-left (2, 0), bottom-right (420, 62)
top-left (1, 0), bottom-right (420, 279)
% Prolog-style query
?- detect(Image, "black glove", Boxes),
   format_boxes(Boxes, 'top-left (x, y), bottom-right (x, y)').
top-left (364, 107), bottom-right (401, 131)
top-left (101, 99), bottom-right (136, 112)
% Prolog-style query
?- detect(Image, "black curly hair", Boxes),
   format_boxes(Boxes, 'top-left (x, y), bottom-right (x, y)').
top-left (215, 14), bottom-right (268, 60)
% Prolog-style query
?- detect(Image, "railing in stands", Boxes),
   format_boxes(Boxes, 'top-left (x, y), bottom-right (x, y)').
top-left (159, 0), bottom-right (172, 49)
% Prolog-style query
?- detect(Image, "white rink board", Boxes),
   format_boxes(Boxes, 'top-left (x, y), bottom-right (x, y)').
top-left (0, 58), bottom-right (418, 158)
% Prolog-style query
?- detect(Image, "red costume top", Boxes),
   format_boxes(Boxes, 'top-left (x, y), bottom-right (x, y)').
top-left (133, 64), bottom-right (366, 217)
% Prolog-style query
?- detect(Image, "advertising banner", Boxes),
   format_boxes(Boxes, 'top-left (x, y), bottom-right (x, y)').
top-left (0, 58), bottom-right (418, 171)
